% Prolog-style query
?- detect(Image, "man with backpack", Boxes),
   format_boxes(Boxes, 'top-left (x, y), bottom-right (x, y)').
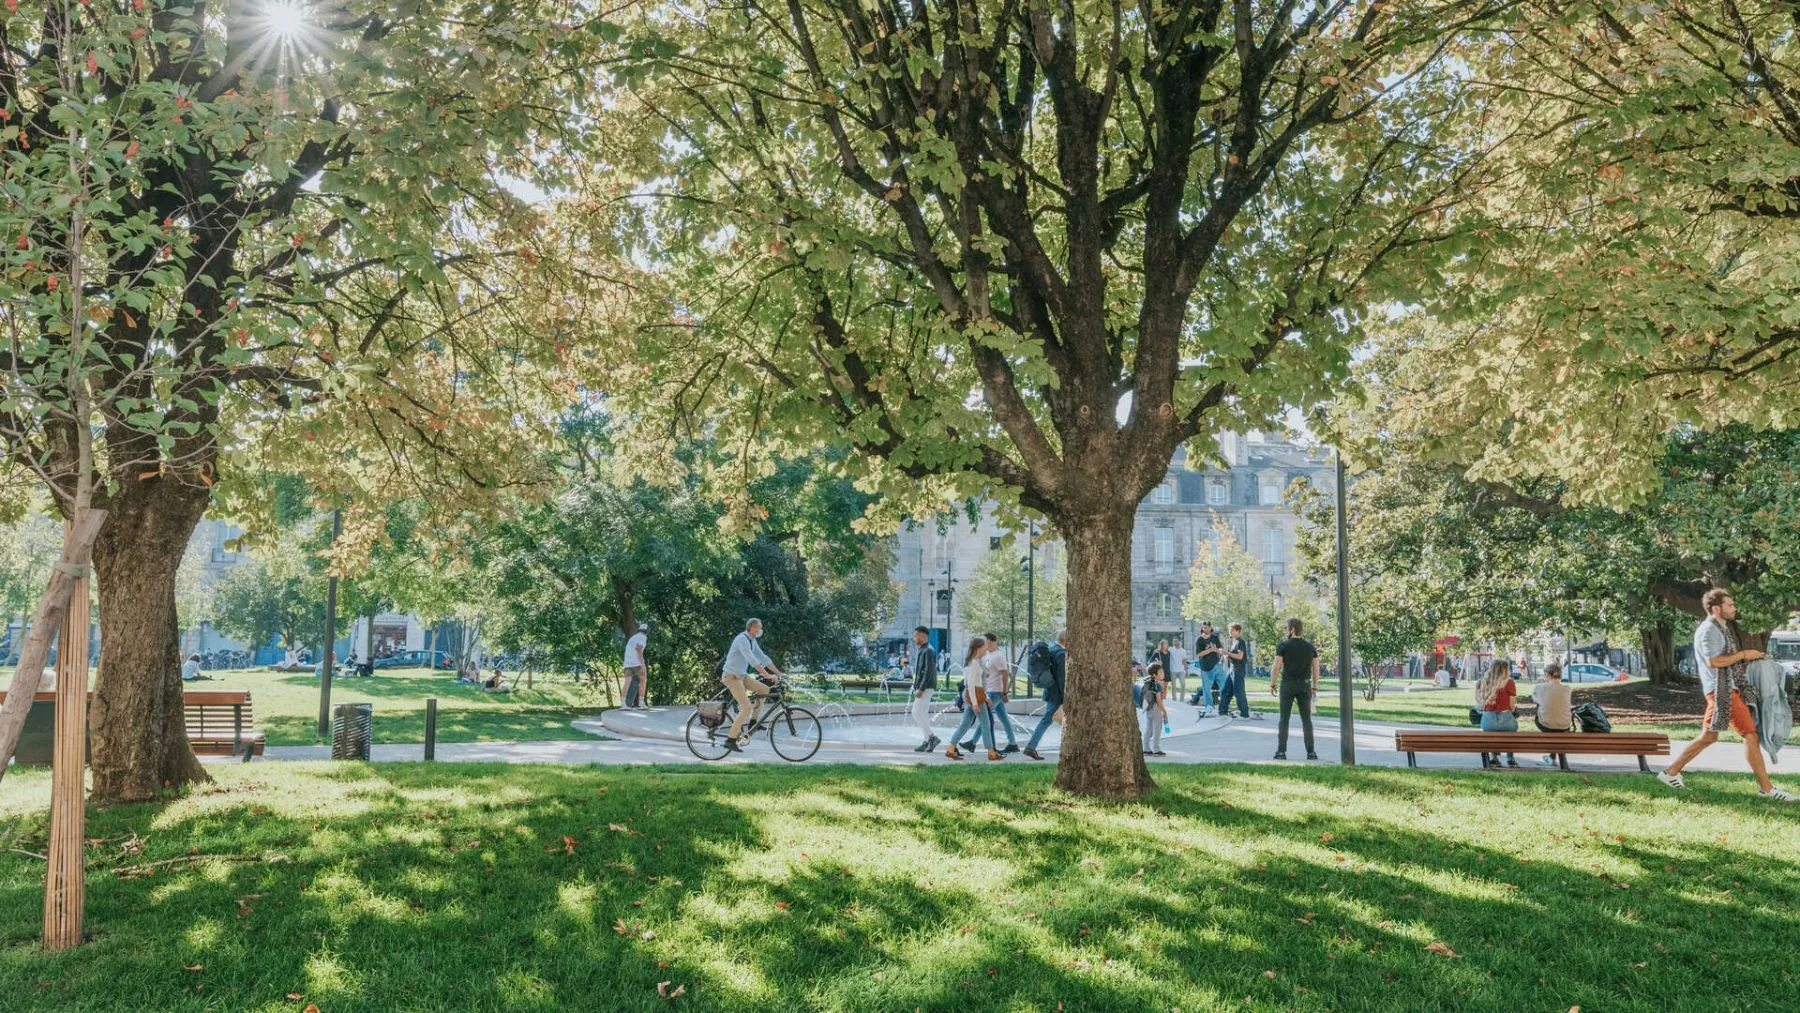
top-left (908, 626), bottom-right (940, 753)
top-left (1023, 631), bottom-right (1067, 760)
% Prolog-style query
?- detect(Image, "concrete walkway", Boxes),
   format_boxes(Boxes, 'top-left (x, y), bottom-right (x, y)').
top-left (243, 701), bottom-right (1794, 780)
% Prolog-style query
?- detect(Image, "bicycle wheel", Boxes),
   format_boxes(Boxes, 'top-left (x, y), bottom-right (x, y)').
top-left (685, 713), bottom-right (731, 761)
top-left (768, 706), bottom-right (822, 762)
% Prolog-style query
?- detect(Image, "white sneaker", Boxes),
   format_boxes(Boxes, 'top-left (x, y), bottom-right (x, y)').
top-left (1760, 786), bottom-right (1797, 802)
top-left (1657, 770), bottom-right (1686, 790)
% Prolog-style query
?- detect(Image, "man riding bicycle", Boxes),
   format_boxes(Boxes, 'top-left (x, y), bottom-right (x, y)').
top-left (722, 618), bottom-right (784, 752)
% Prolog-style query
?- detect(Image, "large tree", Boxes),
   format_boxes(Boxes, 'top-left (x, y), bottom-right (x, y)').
top-left (1, 0), bottom-right (598, 798)
top-left (593, 0), bottom-right (1504, 796)
top-left (1371, 2), bottom-right (1800, 500)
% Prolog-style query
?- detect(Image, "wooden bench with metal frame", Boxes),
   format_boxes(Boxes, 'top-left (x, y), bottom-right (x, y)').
top-left (1394, 730), bottom-right (1670, 772)
top-left (180, 690), bottom-right (265, 760)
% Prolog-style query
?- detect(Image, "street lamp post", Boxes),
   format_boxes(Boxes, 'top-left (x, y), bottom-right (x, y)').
top-left (317, 506), bottom-right (341, 740)
top-left (1335, 447), bottom-right (1355, 766)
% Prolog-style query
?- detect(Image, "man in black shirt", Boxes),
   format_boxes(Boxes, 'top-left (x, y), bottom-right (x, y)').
top-left (1221, 622), bottom-right (1254, 719)
top-left (1270, 618), bottom-right (1320, 760)
top-left (1189, 622), bottom-right (1223, 710)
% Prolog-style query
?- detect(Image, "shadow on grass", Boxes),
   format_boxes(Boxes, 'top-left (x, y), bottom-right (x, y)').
top-left (1, 764), bottom-right (1797, 1011)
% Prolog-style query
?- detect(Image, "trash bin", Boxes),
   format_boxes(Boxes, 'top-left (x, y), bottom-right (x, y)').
top-left (331, 702), bottom-right (373, 761)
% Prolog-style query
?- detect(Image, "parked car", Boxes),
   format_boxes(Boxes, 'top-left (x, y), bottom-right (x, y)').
top-left (1565, 662), bottom-right (1625, 683)
top-left (372, 650), bottom-right (456, 670)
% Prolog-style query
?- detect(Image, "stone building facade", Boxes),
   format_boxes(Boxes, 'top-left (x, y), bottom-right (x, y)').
top-left (877, 431), bottom-right (1333, 659)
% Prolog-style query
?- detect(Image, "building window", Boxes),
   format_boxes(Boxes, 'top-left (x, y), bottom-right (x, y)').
top-left (1260, 482), bottom-right (1281, 506)
top-left (1154, 527), bottom-right (1174, 574)
top-left (1263, 528), bottom-right (1284, 563)
top-left (1152, 482), bottom-right (1174, 505)
top-left (1156, 592), bottom-right (1174, 619)
top-left (1208, 482), bottom-right (1226, 505)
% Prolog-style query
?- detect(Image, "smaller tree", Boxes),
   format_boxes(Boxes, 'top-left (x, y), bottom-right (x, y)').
top-left (957, 544), bottom-right (1066, 660)
top-left (1183, 518), bottom-right (1288, 666)
top-left (209, 559), bottom-right (322, 654)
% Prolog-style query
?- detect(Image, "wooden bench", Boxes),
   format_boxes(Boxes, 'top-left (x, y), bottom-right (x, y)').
top-left (2, 689), bottom-right (264, 763)
top-left (1395, 730), bottom-right (1670, 772)
top-left (183, 691), bottom-right (265, 760)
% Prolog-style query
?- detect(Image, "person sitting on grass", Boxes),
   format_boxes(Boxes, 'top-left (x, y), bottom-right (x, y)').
top-left (1476, 660), bottom-right (1519, 768)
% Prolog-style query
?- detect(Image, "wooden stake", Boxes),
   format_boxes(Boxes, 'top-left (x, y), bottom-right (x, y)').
top-left (43, 553), bottom-right (91, 950)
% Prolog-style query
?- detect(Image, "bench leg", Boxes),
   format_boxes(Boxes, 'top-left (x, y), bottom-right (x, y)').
top-left (1638, 755), bottom-right (1650, 774)
top-left (1406, 751), bottom-right (1416, 768)
top-left (1558, 754), bottom-right (1570, 772)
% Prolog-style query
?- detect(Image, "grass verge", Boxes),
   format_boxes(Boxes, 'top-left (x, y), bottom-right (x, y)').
top-left (2, 762), bottom-right (1795, 1011)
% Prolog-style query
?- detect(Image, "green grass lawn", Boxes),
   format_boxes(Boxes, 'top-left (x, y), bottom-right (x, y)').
top-left (191, 666), bottom-right (610, 746)
top-left (3, 763), bottom-right (1796, 1011)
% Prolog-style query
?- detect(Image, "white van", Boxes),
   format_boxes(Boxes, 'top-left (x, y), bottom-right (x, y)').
top-left (1770, 631), bottom-right (1800, 679)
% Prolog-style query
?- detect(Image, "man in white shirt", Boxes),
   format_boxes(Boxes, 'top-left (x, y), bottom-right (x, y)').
top-left (622, 624), bottom-right (649, 709)
top-left (1166, 642), bottom-right (1188, 695)
top-left (721, 618), bottom-right (783, 750)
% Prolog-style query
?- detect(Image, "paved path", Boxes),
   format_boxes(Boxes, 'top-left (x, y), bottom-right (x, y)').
top-left (244, 702), bottom-right (1795, 780)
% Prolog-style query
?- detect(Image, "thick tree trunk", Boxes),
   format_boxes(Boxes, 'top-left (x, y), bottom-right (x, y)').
top-left (1053, 509), bottom-right (1155, 799)
top-left (88, 482), bottom-right (212, 802)
top-left (1640, 623), bottom-right (1680, 684)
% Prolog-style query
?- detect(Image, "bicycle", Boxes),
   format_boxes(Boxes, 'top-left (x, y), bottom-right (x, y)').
top-left (686, 680), bottom-right (822, 762)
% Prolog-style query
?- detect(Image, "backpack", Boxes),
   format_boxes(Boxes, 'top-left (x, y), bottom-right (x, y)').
top-left (1573, 701), bottom-right (1611, 734)
top-left (1026, 641), bottom-right (1056, 689)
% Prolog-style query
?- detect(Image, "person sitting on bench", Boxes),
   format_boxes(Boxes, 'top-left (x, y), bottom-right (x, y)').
top-left (1533, 662), bottom-right (1574, 766)
top-left (1476, 659), bottom-right (1518, 768)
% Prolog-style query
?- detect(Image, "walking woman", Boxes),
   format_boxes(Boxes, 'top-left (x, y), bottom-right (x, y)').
top-left (946, 636), bottom-right (1003, 761)
top-left (1476, 659), bottom-right (1519, 768)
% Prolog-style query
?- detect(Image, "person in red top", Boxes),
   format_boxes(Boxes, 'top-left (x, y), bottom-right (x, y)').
top-left (1476, 659), bottom-right (1518, 768)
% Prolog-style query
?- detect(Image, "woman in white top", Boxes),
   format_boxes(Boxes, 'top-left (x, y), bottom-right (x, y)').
top-left (945, 637), bottom-right (1002, 761)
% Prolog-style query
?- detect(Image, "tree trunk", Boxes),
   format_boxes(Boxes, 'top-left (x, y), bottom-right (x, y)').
top-left (88, 482), bottom-right (212, 802)
top-left (1053, 509), bottom-right (1155, 799)
top-left (1641, 623), bottom-right (1680, 684)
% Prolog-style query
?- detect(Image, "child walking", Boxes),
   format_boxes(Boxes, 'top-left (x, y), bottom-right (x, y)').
top-left (1141, 662), bottom-right (1168, 757)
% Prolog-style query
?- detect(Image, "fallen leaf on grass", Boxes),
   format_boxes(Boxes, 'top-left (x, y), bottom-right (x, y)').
top-left (1319, 832), bottom-right (1335, 843)
top-left (613, 918), bottom-right (632, 935)
top-left (1426, 941), bottom-right (1457, 958)
top-left (608, 823), bottom-right (643, 837)
top-left (1612, 882), bottom-right (1632, 890)
top-left (562, 836), bottom-right (577, 854)
top-left (304, 1005), bottom-right (321, 1013)
top-left (286, 994), bottom-right (303, 1001)
top-left (184, 964), bottom-right (204, 972)
top-left (655, 981), bottom-right (685, 999)
top-left (774, 901), bottom-right (792, 910)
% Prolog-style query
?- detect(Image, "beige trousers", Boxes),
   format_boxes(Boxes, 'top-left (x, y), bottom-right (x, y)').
top-left (723, 674), bottom-right (773, 738)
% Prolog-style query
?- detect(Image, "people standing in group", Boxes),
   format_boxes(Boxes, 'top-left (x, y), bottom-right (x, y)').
top-left (946, 636), bottom-right (1003, 761)
top-left (1166, 639), bottom-right (1188, 696)
top-left (1659, 589), bottom-right (1794, 800)
top-left (1476, 659), bottom-right (1519, 768)
top-left (908, 626), bottom-right (940, 753)
top-left (1141, 662), bottom-right (1169, 757)
top-left (1221, 623), bottom-right (1255, 719)
top-left (967, 633), bottom-right (1020, 754)
top-left (721, 618), bottom-right (784, 752)
top-left (1191, 621), bottom-right (1224, 712)
top-left (1024, 630), bottom-right (1067, 760)
top-left (1153, 639), bottom-right (1172, 687)
top-left (1271, 618), bottom-right (1319, 760)
top-left (622, 623), bottom-right (649, 709)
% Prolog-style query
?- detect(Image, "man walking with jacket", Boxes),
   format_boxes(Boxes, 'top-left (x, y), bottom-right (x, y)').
top-left (908, 626), bottom-right (940, 752)
top-left (1024, 630), bottom-right (1067, 760)
top-left (1658, 589), bottom-right (1794, 800)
